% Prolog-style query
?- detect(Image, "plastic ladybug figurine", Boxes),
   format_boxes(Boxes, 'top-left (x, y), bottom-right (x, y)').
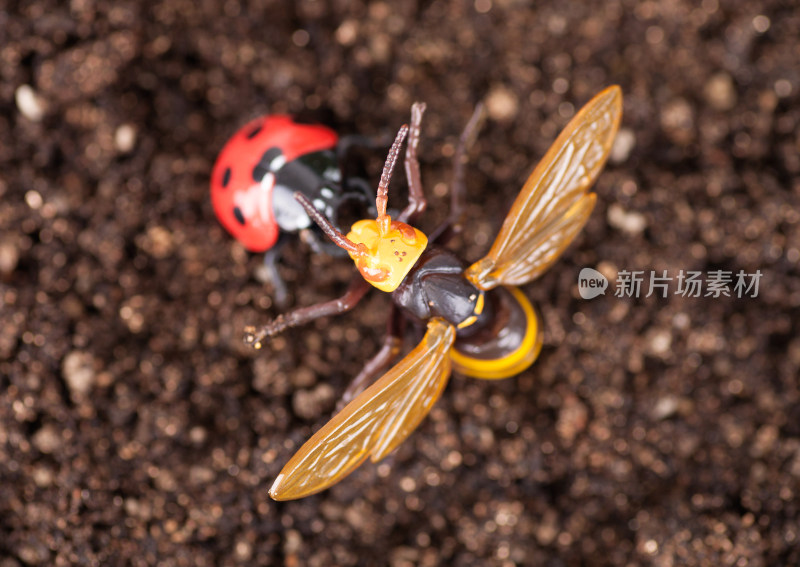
top-left (246, 86), bottom-right (623, 500)
top-left (211, 114), bottom-right (377, 305)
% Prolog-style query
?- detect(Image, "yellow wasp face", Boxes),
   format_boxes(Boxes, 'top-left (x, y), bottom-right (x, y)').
top-left (346, 217), bottom-right (428, 293)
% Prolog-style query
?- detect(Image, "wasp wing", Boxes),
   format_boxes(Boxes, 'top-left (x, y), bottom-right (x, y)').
top-left (269, 318), bottom-right (456, 500)
top-left (465, 86), bottom-right (622, 290)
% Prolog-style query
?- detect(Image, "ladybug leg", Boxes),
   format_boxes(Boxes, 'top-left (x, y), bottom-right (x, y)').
top-left (335, 133), bottom-right (391, 212)
top-left (339, 176), bottom-right (378, 218)
top-left (299, 228), bottom-right (348, 257)
top-left (429, 102), bottom-right (485, 245)
top-left (398, 102), bottom-right (427, 224)
top-left (243, 275), bottom-right (370, 348)
top-left (336, 134), bottom-right (389, 162)
top-left (337, 304), bottom-right (405, 411)
top-left (261, 238), bottom-right (290, 308)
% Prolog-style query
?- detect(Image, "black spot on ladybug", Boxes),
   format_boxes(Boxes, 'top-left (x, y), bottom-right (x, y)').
top-left (222, 167), bottom-right (232, 188)
top-left (233, 206), bottom-right (246, 226)
top-left (253, 147), bottom-right (285, 181)
top-left (246, 125), bottom-right (263, 139)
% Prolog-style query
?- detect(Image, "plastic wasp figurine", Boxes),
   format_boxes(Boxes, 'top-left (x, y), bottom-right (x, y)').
top-left (211, 114), bottom-right (379, 305)
top-left (247, 86), bottom-right (623, 500)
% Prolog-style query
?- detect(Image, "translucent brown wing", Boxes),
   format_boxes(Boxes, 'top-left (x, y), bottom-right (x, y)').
top-left (465, 85), bottom-right (623, 290)
top-left (269, 318), bottom-right (456, 501)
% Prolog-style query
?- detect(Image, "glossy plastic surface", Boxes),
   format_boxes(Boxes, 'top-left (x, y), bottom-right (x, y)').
top-left (346, 218), bottom-right (428, 292)
top-left (210, 115), bottom-right (339, 252)
top-left (450, 286), bottom-right (542, 379)
top-left (466, 86), bottom-right (622, 289)
top-left (269, 318), bottom-right (455, 500)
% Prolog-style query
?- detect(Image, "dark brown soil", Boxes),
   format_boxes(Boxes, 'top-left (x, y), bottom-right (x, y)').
top-left (2, 1), bottom-right (799, 566)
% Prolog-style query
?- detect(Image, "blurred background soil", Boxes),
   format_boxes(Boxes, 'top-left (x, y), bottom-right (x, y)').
top-left (1, 1), bottom-right (799, 565)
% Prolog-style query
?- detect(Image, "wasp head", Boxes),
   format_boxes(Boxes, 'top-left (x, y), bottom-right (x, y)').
top-left (293, 120), bottom-right (428, 293)
top-left (345, 216), bottom-right (427, 292)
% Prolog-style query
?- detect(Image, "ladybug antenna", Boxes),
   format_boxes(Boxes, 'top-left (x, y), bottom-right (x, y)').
top-left (294, 193), bottom-right (362, 256)
top-left (375, 124), bottom-right (409, 221)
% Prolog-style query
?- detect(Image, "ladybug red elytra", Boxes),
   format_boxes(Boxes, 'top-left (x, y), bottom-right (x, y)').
top-left (210, 114), bottom-right (376, 304)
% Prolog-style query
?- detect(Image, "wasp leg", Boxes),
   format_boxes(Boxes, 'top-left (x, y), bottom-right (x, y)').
top-left (244, 276), bottom-right (371, 348)
top-left (337, 305), bottom-right (405, 411)
top-left (398, 102), bottom-right (428, 224)
top-left (430, 102), bottom-right (485, 245)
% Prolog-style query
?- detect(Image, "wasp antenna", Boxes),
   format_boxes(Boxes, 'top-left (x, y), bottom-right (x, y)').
top-left (294, 193), bottom-right (361, 255)
top-left (376, 124), bottom-right (409, 219)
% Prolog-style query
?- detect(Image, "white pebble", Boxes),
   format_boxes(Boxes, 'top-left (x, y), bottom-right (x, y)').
top-left (115, 123), bottom-right (138, 153)
top-left (0, 240), bottom-right (20, 275)
top-left (610, 128), bottom-right (635, 164)
top-left (704, 72), bottom-right (737, 111)
top-left (62, 350), bottom-right (96, 397)
top-left (652, 396), bottom-right (679, 420)
top-left (647, 329), bottom-right (672, 356)
top-left (607, 203), bottom-right (647, 234)
top-left (32, 424), bottom-right (61, 453)
top-left (485, 85), bottom-right (519, 121)
top-left (15, 84), bottom-right (46, 122)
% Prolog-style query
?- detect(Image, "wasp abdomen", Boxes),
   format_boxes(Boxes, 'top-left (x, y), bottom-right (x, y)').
top-left (450, 286), bottom-right (542, 380)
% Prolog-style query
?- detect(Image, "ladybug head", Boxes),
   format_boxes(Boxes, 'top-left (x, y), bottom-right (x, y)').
top-left (294, 124), bottom-right (428, 293)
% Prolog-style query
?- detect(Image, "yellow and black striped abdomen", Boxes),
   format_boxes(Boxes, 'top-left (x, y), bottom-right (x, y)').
top-left (450, 287), bottom-right (542, 380)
